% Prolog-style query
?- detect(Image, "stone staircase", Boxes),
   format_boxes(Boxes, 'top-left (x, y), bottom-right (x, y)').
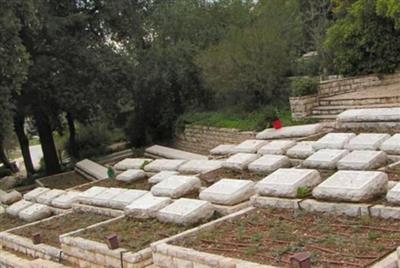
top-left (310, 73), bottom-right (400, 120)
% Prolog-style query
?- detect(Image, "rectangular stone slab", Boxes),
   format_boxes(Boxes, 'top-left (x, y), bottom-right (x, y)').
top-left (222, 153), bottom-right (259, 171)
top-left (337, 150), bottom-right (387, 170)
top-left (77, 186), bottom-right (108, 204)
top-left (18, 203), bottom-right (52, 222)
top-left (312, 171), bottom-right (388, 202)
top-left (108, 189), bottom-right (148, 209)
top-left (303, 149), bottom-right (349, 169)
top-left (345, 133), bottom-right (391, 150)
top-left (144, 159), bottom-right (187, 173)
top-left (232, 140), bottom-right (268, 153)
top-left (313, 133), bottom-right (356, 150)
top-left (151, 176), bottom-right (201, 198)
top-left (255, 168), bottom-right (321, 198)
top-left (248, 155), bottom-right (291, 174)
top-left (116, 169), bottom-right (146, 183)
top-left (75, 159), bottom-right (108, 180)
top-left (256, 123), bottom-right (323, 140)
top-left (177, 160), bottom-right (224, 174)
top-left (209, 144), bottom-right (236, 155)
top-left (113, 158), bottom-right (153, 170)
top-left (286, 141), bottom-right (316, 159)
top-left (124, 193), bottom-right (172, 218)
top-left (386, 182), bottom-right (400, 205)
top-left (145, 145), bottom-right (207, 160)
top-left (36, 189), bottom-right (66, 205)
top-left (148, 171), bottom-right (178, 184)
top-left (199, 179), bottom-right (255, 205)
top-left (258, 140), bottom-right (296, 155)
top-left (51, 191), bottom-right (81, 209)
top-left (90, 188), bottom-right (128, 207)
top-left (156, 198), bottom-right (214, 226)
top-left (337, 108), bottom-right (400, 122)
top-left (6, 200), bottom-right (34, 217)
top-left (380, 134), bottom-right (400, 155)
top-left (23, 187), bottom-right (50, 202)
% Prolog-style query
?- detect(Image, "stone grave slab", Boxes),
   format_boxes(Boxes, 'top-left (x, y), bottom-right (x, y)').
top-left (148, 171), bottom-right (178, 184)
top-left (6, 200), bottom-right (34, 217)
top-left (210, 144), bottom-right (236, 155)
top-left (222, 153), bottom-right (259, 171)
top-left (23, 187), bottom-right (50, 202)
top-left (156, 198), bottom-right (214, 226)
top-left (248, 155), bottom-right (291, 174)
top-left (36, 189), bottom-right (66, 205)
top-left (0, 206), bottom-right (4, 215)
top-left (286, 141), bottom-right (316, 159)
top-left (116, 169), bottom-right (146, 183)
top-left (258, 140), bottom-right (296, 155)
top-left (75, 159), bottom-right (108, 180)
top-left (18, 203), bottom-right (52, 222)
top-left (256, 168), bottom-right (321, 198)
top-left (337, 150), bottom-right (387, 170)
top-left (151, 175), bottom-right (201, 198)
top-left (312, 171), bottom-right (388, 202)
top-left (345, 133), bottom-right (391, 150)
top-left (178, 160), bottom-right (224, 174)
top-left (256, 123), bottom-right (323, 140)
top-left (124, 193), bottom-right (172, 218)
top-left (303, 149), bottom-right (349, 169)
top-left (108, 189), bottom-right (148, 209)
top-left (144, 159), bottom-right (187, 173)
top-left (113, 158), bottom-right (153, 170)
top-left (77, 186), bottom-right (108, 204)
top-left (199, 179), bottom-right (255, 205)
top-left (313, 133), bottom-right (356, 150)
top-left (386, 182), bottom-right (400, 205)
top-left (90, 188), bottom-right (128, 207)
top-left (232, 140), bottom-right (268, 153)
top-left (0, 190), bottom-right (22, 205)
top-left (380, 134), bottom-right (400, 155)
top-left (337, 108), bottom-right (400, 122)
top-left (51, 191), bottom-right (81, 209)
top-left (145, 145), bottom-right (207, 160)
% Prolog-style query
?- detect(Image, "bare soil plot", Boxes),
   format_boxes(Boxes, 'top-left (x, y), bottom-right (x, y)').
top-left (0, 214), bottom-right (27, 232)
top-left (200, 168), bottom-right (265, 184)
top-left (74, 178), bottom-right (151, 191)
top-left (39, 171), bottom-right (91, 190)
top-left (11, 212), bottom-right (110, 248)
top-left (175, 208), bottom-right (400, 267)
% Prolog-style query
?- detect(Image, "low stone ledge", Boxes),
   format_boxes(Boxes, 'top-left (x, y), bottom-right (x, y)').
top-left (72, 203), bottom-right (124, 217)
top-left (299, 199), bottom-right (370, 217)
top-left (370, 205), bottom-right (400, 219)
top-left (213, 201), bottom-right (252, 216)
top-left (250, 195), bottom-right (301, 210)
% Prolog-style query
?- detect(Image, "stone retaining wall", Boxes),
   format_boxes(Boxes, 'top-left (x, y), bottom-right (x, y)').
top-left (174, 125), bottom-right (256, 155)
top-left (289, 94), bottom-right (318, 120)
top-left (319, 75), bottom-right (382, 98)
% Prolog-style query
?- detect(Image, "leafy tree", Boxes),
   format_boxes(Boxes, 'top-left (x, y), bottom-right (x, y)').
top-left (376, 0), bottom-right (400, 28)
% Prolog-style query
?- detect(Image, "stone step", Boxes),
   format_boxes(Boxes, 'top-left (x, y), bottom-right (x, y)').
top-left (308, 115), bottom-right (337, 121)
top-left (312, 103), bottom-right (400, 115)
top-left (319, 95), bottom-right (400, 106)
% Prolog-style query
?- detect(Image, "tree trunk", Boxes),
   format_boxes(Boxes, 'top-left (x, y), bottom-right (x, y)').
top-left (66, 113), bottom-right (78, 159)
top-left (14, 114), bottom-right (35, 175)
top-left (0, 142), bottom-right (13, 171)
top-left (34, 111), bottom-right (61, 175)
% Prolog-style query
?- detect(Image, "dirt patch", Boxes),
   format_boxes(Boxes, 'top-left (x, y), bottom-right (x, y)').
top-left (175, 208), bottom-right (400, 267)
top-left (0, 214), bottom-right (28, 232)
top-left (74, 178), bottom-right (151, 191)
top-left (39, 171), bottom-right (91, 190)
top-left (11, 212), bottom-right (110, 248)
top-left (200, 168), bottom-right (265, 185)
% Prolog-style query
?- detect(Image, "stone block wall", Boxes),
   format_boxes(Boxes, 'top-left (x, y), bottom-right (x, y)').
top-left (289, 94), bottom-right (318, 120)
top-left (319, 75), bottom-right (382, 98)
top-left (174, 125), bottom-right (256, 155)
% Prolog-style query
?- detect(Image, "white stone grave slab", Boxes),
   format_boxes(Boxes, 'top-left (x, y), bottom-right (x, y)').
top-left (124, 193), bottom-right (172, 218)
top-left (345, 133), bottom-right (391, 150)
top-left (199, 179), bottom-right (254, 205)
top-left (386, 182), bottom-right (400, 205)
top-left (148, 171), bottom-right (178, 184)
top-left (286, 141), bottom-right (316, 159)
top-left (36, 189), bottom-right (66, 205)
top-left (145, 145), bottom-right (207, 160)
top-left (116, 169), bottom-right (146, 183)
top-left (256, 123), bottom-right (323, 140)
top-left (90, 188), bottom-right (128, 207)
top-left (0, 190), bottom-right (22, 205)
top-left (75, 159), bottom-right (108, 180)
top-left (0, 206), bottom-right (4, 215)
top-left (18, 203), bottom-right (52, 222)
top-left (258, 140), bottom-right (296, 155)
top-left (178, 160), bottom-right (224, 174)
top-left (380, 134), bottom-right (400, 155)
top-left (210, 144), bottom-right (236, 155)
top-left (313, 133), bottom-right (356, 150)
top-left (6, 200), bottom-right (34, 217)
top-left (144, 159), bottom-right (187, 173)
top-left (156, 198), bottom-right (214, 226)
top-left (51, 191), bottom-right (81, 209)
top-left (113, 158), bottom-right (153, 171)
top-left (23, 187), bottom-right (50, 202)
top-left (337, 108), bottom-right (400, 122)
top-left (248, 155), bottom-right (291, 174)
top-left (312, 171), bottom-right (388, 202)
top-left (337, 150), bottom-right (387, 170)
top-left (151, 176), bottom-right (201, 198)
top-left (303, 149), bottom-right (349, 169)
top-left (222, 153), bottom-right (259, 171)
top-left (108, 189), bottom-right (148, 209)
top-left (77, 186), bottom-right (108, 204)
top-left (255, 169), bottom-right (321, 198)
top-left (232, 140), bottom-right (268, 153)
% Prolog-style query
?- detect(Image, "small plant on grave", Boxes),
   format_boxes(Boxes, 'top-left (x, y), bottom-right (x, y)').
top-left (140, 160), bottom-right (151, 170)
top-left (250, 233), bottom-right (263, 242)
top-left (296, 187), bottom-right (311, 198)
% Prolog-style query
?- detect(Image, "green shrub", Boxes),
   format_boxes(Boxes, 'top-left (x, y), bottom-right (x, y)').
top-left (290, 77), bottom-right (318, 97)
top-left (296, 187), bottom-right (311, 198)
